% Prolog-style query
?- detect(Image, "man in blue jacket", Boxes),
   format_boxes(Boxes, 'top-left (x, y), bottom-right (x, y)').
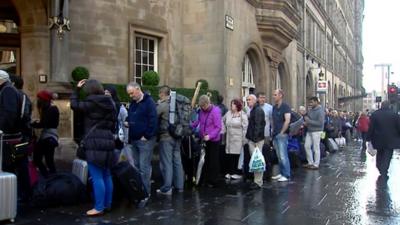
top-left (126, 82), bottom-right (157, 198)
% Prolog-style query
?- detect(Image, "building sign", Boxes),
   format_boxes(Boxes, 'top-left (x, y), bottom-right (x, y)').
top-left (316, 80), bottom-right (328, 93)
top-left (225, 15), bottom-right (234, 31)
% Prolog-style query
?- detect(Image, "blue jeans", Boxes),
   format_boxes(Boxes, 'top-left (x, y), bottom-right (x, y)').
top-left (130, 137), bottom-right (156, 194)
top-left (273, 134), bottom-right (291, 178)
top-left (88, 163), bottom-right (113, 211)
top-left (159, 138), bottom-right (184, 192)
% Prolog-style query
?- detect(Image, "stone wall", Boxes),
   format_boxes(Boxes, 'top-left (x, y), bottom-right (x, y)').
top-left (68, 0), bottom-right (183, 86)
top-left (182, 0), bottom-right (225, 91)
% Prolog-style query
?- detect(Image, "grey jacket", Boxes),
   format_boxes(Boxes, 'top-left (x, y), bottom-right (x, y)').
top-left (157, 98), bottom-right (172, 140)
top-left (305, 105), bottom-right (325, 132)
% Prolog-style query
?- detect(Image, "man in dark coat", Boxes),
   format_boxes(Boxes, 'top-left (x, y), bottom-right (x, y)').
top-left (245, 94), bottom-right (265, 189)
top-left (366, 101), bottom-right (400, 179)
top-left (126, 82), bottom-right (157, 200)
top-left (0, 70), bottom-right (31, 201)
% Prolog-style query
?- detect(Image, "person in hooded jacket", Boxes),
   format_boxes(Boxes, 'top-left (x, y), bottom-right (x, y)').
top-left (104, 85), bottom-right (128, 149)
top-left (70, 79), bottom-right (117, 216)
top-left (31, 90), bottom-right (59, 177)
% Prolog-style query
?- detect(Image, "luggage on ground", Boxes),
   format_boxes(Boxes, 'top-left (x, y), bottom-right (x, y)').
top-left (112, 161), bottom-right (148, 203)
top-left (72, 158), bottom-right (88, 185)
top-left (31, 172), bottom-right (87, 207)
top-left (0, 130), bottom-right (17, 223)
top-left (327, 138), bottom-right (339, 152)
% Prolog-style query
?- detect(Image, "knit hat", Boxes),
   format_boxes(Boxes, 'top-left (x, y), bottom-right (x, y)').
top-left (0, 70), bottom-right (10, 81)
top-left (37, 90), bottom-right (53, 102)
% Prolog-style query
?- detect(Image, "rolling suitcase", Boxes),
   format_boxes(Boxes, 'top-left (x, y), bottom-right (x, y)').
top-left (327, 138), bottom-right (339, 152)
top-left (0, 130), bottom-right (17, 223)
top-left (112, 161), bottom-right (148, 203)
top-left (72, 159), bottom-right (88, 185)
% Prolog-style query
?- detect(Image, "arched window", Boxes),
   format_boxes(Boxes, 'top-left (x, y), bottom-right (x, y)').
top-left (242, 54), bottom-right (255, 101)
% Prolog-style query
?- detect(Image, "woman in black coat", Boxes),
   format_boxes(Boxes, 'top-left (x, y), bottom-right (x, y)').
top-left (70, 79), bottom-right (117, 216)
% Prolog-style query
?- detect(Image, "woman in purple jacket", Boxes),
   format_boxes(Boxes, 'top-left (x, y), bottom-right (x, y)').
top-left (192, 95), bottom-right (222, 187)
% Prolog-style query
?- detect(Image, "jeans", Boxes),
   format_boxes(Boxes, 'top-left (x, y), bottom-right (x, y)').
top-left (159, 138), bottom-right (184, 192)
top-left (88, 163), bottom-right (113, 211)
top-left (130, 137), bottom-right (156, 194)
top-left (304, 131), bottom-right (322, 167)
top-left (273, 134), bottom-right (290, 178)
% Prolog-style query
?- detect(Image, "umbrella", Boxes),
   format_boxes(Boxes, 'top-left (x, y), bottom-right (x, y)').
top-left (195, 142), bottom-right (206, 185)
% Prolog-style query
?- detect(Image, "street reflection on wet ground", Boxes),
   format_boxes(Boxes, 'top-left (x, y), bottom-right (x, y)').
top-left (2, 142), bottom-right (400, 225)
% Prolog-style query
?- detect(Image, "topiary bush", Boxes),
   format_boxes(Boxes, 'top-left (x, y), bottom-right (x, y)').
top-left (195, 79), bottom-right (209, 90)
top-left (71, 66), bottom-right (90, 82)
top-left (142, 70), bottom-right (160, 86)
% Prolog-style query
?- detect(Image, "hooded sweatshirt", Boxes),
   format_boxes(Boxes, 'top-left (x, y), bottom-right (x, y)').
top-left (305, 105), bottom-right (325, 132)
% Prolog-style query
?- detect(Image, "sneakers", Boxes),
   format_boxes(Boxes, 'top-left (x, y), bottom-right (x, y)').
top-left (277, 176), bottom-right (289, 182)
top-left (231, 174), bottom-right (242, 180)
top-left (225, 174), bottom-right (231, 179)
top-left (137, 197), bottom-right (149, 208)
top-left (271, 174), bottom-right (283, 180)
top-left (156, 189), bottom-right (172, 195)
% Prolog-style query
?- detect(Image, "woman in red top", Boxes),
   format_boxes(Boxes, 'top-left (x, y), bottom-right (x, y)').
top-left (357, 112), bottom-right (370, 151)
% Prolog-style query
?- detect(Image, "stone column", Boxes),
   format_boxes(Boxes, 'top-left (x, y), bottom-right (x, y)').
top-left (19, 25), bottom-right (50, 97)
top-left (49, 0), bottom-right (70, 82)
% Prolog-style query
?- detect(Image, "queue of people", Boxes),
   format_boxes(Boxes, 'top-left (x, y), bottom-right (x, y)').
top-left (2, 68), bottom-right (398, 218)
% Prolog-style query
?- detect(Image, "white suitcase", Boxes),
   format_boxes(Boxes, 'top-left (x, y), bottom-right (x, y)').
top-left (72, 159), bottom-right (88, 185)
top-left (0, 130), bottom-right (17, 223)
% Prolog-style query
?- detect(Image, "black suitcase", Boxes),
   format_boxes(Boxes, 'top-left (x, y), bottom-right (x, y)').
top-left (112, 161), bottom-right (148, 203)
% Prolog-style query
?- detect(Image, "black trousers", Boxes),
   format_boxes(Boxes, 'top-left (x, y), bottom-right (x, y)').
top-left (376, 148), bottom-right (394, 176)
top-left (203, 141), bottom-right (220, 185)
top-left (225, 154), bottom-right (241, 175)
top-left (2, 145), bottom-right (31, 200)
top-left (34, 138), bottom-right (58, 177)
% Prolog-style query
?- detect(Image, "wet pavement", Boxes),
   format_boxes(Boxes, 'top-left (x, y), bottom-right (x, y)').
top-left (2, 141), bottom-right (400, 225)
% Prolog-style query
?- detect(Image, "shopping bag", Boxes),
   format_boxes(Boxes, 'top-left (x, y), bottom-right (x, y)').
top-left (249, 146), bottom-right (266, 173)
top-left (237, 147), bottom-right (244, 170)
top-left (119, 145), bottom-right (135, 167)
top-left (366, 142), bottom-right (377, 156)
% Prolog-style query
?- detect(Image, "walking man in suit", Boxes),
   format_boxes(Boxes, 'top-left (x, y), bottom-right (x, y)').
top-left (367, 101), bottom-right (400, 180)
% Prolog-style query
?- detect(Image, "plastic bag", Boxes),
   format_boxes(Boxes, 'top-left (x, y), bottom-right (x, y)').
top-left (119, 145), bottom-right (135, 167)
top-left (249, 146), bottom-right (266, 173)
top-left (237, 147), bottom-right (244, 170)
top-left (366, 141), bottom-right (377, 156)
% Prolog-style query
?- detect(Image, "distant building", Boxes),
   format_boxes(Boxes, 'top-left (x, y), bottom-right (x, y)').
top-left (363, 91), bottom-right (378, 112)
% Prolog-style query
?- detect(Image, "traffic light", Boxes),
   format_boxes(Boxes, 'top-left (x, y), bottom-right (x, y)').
top-left (388, 84), bottom-right (398, 103)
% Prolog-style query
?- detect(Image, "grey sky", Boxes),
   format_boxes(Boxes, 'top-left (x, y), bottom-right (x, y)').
top-left (363, 0), bottom-right (400, 92)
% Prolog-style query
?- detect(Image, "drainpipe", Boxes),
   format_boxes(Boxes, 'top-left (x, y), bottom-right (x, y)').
top-left (303, 0), bottom-right (307, 106)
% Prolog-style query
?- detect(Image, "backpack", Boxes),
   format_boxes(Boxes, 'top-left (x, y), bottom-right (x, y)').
top-left (289, 111), bottom-right (304, 136)
top-left (168, 91), bottom-right (192, 139)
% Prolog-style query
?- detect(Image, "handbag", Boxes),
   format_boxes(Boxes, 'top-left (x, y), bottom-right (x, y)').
top-left (11, 141), bottom-right (29, 162)
top-left (76, 123), bottom-right (99, 160)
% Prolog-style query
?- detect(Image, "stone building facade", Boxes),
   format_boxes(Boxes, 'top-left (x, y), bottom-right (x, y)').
top-left (0, 0), bottom-right (364, 138)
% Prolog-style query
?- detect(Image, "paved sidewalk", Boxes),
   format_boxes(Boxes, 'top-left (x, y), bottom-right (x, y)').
top-left (2, 141), bottom-right (400, 225)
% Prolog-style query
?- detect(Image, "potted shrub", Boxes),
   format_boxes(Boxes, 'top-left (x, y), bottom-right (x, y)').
top-left (142, 70), bottom-right (160, 86)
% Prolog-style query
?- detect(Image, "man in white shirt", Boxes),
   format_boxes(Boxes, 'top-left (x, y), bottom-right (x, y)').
top-left (257, 92), bottom-right (273, 142)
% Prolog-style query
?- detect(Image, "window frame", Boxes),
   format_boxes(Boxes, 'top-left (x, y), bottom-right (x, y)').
top-left (134, 34), bottom-right (159, 85)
